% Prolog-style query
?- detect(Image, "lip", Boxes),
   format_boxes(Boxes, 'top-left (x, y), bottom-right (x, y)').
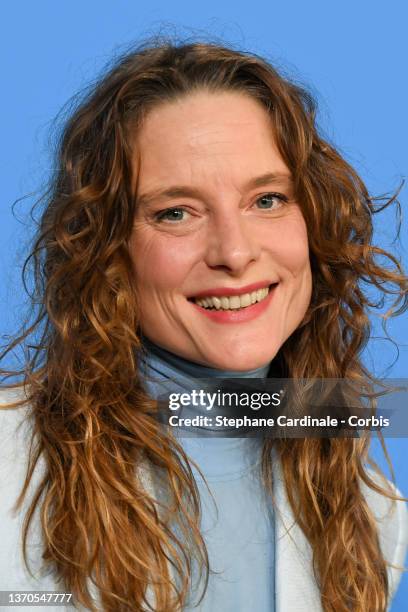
top-left (190, 280), bottom-right (275, 299)
top-left (190, 283), bottom-right (278, 324)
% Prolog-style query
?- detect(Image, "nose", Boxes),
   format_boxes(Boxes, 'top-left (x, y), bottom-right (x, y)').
top-left (204, 208), bottom-right (260, 274)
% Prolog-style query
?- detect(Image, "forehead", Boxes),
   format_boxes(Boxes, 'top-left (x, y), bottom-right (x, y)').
top-left (132, 91), bottom-right (290, 194)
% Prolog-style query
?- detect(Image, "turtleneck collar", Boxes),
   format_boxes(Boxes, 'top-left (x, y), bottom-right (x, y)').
top-left (140, 336), bottom-right (271, 382)
top-left (138, 336), bottom-right (270, 469)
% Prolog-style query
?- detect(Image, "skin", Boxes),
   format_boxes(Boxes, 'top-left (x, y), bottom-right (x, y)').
top-left (128, 90), bottom-right (312, 371)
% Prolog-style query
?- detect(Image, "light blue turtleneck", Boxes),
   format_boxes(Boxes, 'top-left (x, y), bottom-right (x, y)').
top-left (140, 339), bottom-right (275, 612)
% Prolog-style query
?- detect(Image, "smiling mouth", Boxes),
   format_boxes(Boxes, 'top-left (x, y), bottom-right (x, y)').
top-left (190, 283), bottom-right (277, 311)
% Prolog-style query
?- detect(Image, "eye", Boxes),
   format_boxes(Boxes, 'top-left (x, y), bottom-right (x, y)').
top-left (255, 192), bottom-right (288, 210)
top-left (155, 207), bottom-right (190, 223)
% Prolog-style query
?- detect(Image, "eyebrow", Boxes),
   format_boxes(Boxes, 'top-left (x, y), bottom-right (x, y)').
top-left (136, 172), bottom-right (293, 208)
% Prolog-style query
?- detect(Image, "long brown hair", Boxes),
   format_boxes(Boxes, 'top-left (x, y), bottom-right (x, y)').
top-left (1, 39), bottom-right (407, 611)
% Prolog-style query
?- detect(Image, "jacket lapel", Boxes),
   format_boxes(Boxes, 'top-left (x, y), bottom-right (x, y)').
top-left (141, 456), bottom-right (323, 611)
top-left (273, 459), bottom-right (323, 611)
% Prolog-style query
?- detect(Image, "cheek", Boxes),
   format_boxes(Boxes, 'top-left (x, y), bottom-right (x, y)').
top-left (285, 235), bottom-right (312, 304)
top-left (264, 215), bottom-right (310, 277)
top-left (128, 229), bottom-right (197, 293)
top-left (266, 215), bottom-right (312, 315)
top-left (284, 238), bottom-right (310, 277)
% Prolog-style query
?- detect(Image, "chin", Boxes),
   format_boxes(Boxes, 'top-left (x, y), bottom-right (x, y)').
top-left (202, 345), bottom-right (278, 372)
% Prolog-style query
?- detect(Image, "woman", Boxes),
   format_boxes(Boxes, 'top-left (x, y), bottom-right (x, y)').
top-left (0, 40), bottom-right (407, 612)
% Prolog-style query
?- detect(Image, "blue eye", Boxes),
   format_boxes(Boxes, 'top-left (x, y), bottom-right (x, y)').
top-left (156, 207), bottom-right (187, 222)
top-left (256, 193), bottom-right (287, 209)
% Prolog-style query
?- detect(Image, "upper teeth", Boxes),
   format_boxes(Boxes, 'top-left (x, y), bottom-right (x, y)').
top-left (195, 287), bottom-right (270, 310)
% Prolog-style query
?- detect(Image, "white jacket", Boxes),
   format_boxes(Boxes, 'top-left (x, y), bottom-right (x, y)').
top-left (0, 387), bottom-right (407, 611)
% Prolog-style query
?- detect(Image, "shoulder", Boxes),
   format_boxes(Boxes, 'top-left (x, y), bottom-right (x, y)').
top-left (0, 385), bottom-right (37, 525)
top-left (0, 385), bottom-right (34, 474)
top-left (0, 388), bottom-right (103, 608)
top-left (362, 469), bottom-right (408, 603)
top-left (273, 454), bottom-right (407, 607)
top-left (0, 386), bottom-right (55, 591)
top-left (0, 386), bottom-right (35, 484)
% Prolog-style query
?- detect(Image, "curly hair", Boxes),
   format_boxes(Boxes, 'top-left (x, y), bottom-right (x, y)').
top-left (1, 39), bottom-right (407, 611)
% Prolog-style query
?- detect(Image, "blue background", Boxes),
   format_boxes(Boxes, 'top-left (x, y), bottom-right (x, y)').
top-left (1, 1), bottom-right (407, 607)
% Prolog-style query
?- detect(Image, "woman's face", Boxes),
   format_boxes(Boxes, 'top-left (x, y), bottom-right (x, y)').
top-left (129, 90), bottom-right (312, 370)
